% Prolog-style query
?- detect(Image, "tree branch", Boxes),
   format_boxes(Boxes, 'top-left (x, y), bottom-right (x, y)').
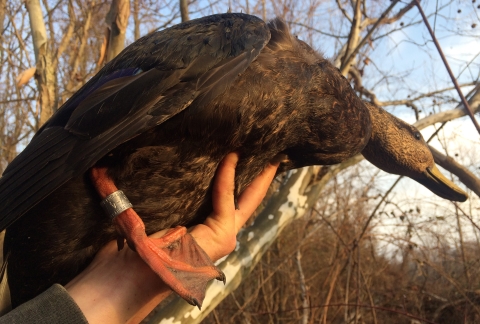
top-left (25, 0), bottom-right (56, 127)
top-left (295, 250), bottom-right (309, 324)
top-left (361, 0), bottom-right (415, 27)
top-left (339, 0), bottom-right (363, 75)
top-left (105, 0), bottom-right (130, 62)
top-left (429, 145), bottom-right (480, 198)
top-left (414, 85), bottom-right (480, 130)
top-left (340, 0), bottom-right (400, 75)
top-left (179, 0), bottom-right (189, 22)
top-left (335, 0), bottom-right (352, 23)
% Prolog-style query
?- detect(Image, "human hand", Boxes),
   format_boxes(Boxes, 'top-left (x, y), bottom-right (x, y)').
top-left (66, 153), bottom-right (279, 323)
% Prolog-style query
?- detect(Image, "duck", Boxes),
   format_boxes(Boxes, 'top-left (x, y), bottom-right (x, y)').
top-left (0, 13), bottom-right (467, 309)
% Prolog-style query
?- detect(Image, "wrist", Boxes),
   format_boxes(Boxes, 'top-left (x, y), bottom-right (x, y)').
top-left (66, 246), bottom-right (171, 323)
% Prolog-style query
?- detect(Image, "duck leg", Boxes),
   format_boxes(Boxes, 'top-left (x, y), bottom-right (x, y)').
top-left (90, 166), bottom-right (225, 308)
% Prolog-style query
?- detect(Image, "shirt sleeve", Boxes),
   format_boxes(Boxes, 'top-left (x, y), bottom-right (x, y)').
top-left (0, 284), bottom-right (88, 324)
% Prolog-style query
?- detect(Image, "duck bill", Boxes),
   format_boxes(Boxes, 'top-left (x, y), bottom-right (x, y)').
top-left (414, 164), bottom-right (468, 202)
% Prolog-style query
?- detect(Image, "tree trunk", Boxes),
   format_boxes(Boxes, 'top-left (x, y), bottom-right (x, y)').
top-left (180, 0), bottom-right (190, 22)
top-left (26, 0), bottom-right (56, 128)
top-left (105, 0), bottom-right (130, 62)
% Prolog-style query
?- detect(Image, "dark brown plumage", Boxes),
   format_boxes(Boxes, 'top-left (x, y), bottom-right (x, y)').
top-left (0, 13), bottom-right (466, 307)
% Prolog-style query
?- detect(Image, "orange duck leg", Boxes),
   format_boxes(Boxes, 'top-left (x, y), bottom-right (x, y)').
top-left (90, 166), bottom-right (225, 308)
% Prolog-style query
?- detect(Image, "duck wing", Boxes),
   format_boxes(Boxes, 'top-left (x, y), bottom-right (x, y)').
top-left (0, 13), bottom-right (270, 230)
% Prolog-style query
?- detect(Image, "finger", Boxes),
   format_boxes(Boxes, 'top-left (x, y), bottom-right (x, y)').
top-left (191, 153), bottom-right (238, 259)
top-left (235, 161), bottom-right (279, 231)
top-left (211, 152), bottom-right (238, 220)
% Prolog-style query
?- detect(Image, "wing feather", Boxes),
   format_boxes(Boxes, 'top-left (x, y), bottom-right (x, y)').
top-left (0, 13), bottom-right (271, 230)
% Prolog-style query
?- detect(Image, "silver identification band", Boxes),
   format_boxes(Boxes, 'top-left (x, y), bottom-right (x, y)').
top-left (100, 190), bottom-right (133, 220)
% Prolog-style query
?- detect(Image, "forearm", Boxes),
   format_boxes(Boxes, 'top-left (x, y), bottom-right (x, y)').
top-left (65, 234), bottom-right (173, 324)
top-left (66, 278), bottom-right (171, 324)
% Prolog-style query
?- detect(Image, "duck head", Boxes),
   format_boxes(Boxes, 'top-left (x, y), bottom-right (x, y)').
top-left (361, 102), bottom-right (467, 202)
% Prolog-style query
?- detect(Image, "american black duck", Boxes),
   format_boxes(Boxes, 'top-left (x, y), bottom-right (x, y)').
top-left (0, 13), bottom-right (467, 308)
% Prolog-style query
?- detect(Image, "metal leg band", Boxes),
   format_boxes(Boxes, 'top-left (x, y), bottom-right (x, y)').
top-left (100, 190), bottom-right (133, 220)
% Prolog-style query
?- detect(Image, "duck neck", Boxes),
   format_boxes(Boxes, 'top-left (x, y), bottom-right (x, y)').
top-left (361, 103), bottom-right (407, 175)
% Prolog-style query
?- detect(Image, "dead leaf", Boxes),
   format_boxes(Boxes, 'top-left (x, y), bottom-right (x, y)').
top-left (97, 31), bottom-right (109, 67)
top-left (16, 67), bottom-right (36, 87)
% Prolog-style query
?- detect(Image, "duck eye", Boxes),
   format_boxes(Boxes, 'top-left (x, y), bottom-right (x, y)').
top-left (414, 132), bottom-right (421, 140)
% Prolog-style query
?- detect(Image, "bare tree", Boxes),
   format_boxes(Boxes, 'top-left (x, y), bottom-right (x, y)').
top-left (25, 0), bottom-right (55, 127)
top-left (180, 0), bottom-right (190, 22)
top-left (1, 1), bottom-right (479, 323)
top-left (104, 0), bottom-right (131, 63)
